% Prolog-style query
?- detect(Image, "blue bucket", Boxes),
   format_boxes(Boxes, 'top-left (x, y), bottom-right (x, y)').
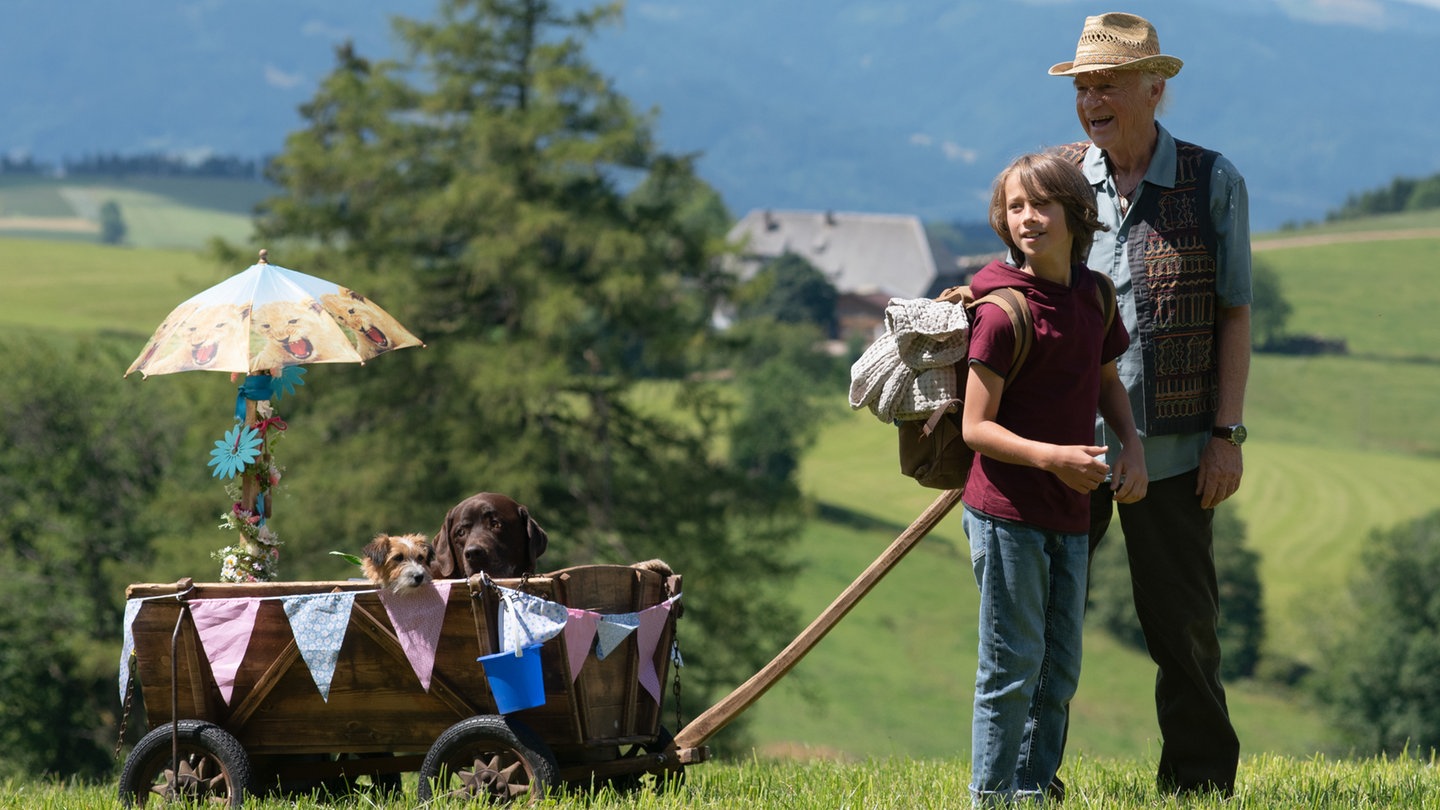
top-left (478, 644), bottom-right (546, 713)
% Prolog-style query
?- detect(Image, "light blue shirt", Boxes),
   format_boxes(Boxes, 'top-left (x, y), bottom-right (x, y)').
top-left (1083, 123), bottom-right (1253, 481)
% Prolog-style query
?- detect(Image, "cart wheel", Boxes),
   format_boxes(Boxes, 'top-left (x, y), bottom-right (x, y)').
top-left (606, 726), bottom-right (686, 794)
top-left (418, 715), bottom-right (558, 804)
top-left (118, 720), bottom-right (253, 808)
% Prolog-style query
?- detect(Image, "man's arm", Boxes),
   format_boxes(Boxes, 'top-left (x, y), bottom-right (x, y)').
top-left (1197, 156), bottom-right (1252, 509)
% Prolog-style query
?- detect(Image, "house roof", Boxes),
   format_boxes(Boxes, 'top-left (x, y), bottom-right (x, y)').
top-left (726, 209), bottom-right (943, 300)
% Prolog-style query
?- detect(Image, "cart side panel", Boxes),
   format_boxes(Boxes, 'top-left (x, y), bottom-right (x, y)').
top-left (126, 567), bottom-right (676, 757)
top-left (236, 592), bottom-right (495, 754)
top-left (545, 566), bottom-right (672, 743)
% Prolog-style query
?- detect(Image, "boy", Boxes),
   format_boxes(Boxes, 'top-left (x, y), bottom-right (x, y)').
top-left (961, 152), bottom-right (1147, 804)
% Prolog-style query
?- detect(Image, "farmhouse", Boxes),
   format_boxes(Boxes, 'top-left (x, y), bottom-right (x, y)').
top-left (725, 208), bottom-right (995, 343)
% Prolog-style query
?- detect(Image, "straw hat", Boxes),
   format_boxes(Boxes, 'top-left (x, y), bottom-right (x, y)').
top-left (1048, 12), bottom-right (1183, 78)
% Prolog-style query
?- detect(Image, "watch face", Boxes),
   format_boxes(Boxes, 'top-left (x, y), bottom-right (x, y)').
top-left (1232, 424), bottom-right (1247, 445)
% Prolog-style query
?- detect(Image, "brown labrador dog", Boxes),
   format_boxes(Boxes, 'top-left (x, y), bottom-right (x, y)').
top-left (432, 492), bottom-right (549, 579)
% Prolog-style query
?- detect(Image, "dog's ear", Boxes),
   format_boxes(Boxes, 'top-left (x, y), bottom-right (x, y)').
top-left (362, 535), bottom-right (390, 569)
top-left (520, 506), bottom-right (548, 571)
top-left (431, 512), bottom-right (457, 577)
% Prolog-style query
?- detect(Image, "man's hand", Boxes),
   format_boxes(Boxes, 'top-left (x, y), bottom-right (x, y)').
top-left (1197, 439), bottom-right (1243, 509)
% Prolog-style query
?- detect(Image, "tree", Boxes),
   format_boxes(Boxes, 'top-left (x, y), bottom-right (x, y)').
top-left (736, 252), bottom-right (839, 337)
top-left (1249, 258), bottom-right (1292, 351)
top-left (1315, 510), bottom-right (1440, 756)
top-left (0, 340), bottom-right (183, 778)
top-left (99, 199), bottom-right (126, 245)
top-left (246, 0), bottom-right (811, 743)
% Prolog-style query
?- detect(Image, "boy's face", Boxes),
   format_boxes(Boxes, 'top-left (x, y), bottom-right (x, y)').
top-left (1004, 173), bottom-right (1071, 270)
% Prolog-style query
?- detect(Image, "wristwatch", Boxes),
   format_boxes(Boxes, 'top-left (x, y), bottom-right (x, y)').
top-left (1212, 423), bottom-right (1247, 446)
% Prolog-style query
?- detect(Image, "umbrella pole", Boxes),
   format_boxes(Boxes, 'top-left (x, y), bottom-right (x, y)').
top-left (240, 397), bottom-right (260, 517)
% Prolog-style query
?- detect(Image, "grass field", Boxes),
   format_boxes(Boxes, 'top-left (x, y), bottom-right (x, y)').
top-left (8, 752), bottom-right (1440, 809)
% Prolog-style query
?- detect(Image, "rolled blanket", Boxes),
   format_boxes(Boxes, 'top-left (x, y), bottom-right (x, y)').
top-left (849, 332), bottom-right (904, 411)
top-left (885, 298), bottom-right (969, 368)
top-left (849, 297), bottom-right (970, 422)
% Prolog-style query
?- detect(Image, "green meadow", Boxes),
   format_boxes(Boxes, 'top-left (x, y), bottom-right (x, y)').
top-left (0, 174), bottom-right (266, 249)
top-left (3, 202), bottom-right (1439, 804)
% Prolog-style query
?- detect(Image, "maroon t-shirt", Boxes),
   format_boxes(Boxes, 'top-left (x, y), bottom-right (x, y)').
top-left (960, 260), bottom-right (1130, 534)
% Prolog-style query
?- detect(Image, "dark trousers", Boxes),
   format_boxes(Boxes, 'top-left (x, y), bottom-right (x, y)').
top-left (1090, 470), bottom-right (1240, 795)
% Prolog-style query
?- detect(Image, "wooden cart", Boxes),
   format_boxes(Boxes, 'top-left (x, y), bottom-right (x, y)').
top-left (118, 490), bottom-right (960, 806)
top-left (118, 564), bottom-right (698, 806)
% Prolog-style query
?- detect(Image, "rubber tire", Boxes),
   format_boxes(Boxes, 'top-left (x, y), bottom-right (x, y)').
top-left (118, 720), bottom-right (253, 808)
top-left (417, 715), bottom-right (558, 804)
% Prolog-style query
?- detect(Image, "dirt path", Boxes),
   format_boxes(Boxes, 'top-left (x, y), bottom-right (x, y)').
top-left (1253, 228), bottom-right (1440, 251)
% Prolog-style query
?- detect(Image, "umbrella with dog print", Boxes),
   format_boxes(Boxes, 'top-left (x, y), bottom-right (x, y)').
top-left (124, 249), bottom-right (424, 581)
top-left (125, 249), bottom-right (423, 378)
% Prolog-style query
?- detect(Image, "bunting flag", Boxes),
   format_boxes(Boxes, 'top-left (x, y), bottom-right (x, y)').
top-left (563, 608), bottom-right (599, 682)
top-left (595, 611), bottom-right (642, 661)
top-left (189, 598), bottom-right (264, 704)
top-left (635, 595), bottom-right (680, 702)
top-left (377, 581), bottom-right (452, 691)
top-left (116, 583), bottom-right (679, 709)
top-left (561, 594), bottom-right (682, 697)
top-left (118, 599), bottom-right (143, 704)
top-left (496, 585), bottom-right (569, 654)
top-left (282, 591), bottom-right (356, 701)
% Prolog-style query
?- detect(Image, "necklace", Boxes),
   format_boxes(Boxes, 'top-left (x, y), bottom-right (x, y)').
top-left (1115, 179), bottom-right (1139, 217)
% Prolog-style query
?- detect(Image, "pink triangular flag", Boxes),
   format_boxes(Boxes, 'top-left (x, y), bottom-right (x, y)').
top-left (189, 598), bottom-right (263, 704)
top-left (563, 608), bottom-right (599, 682)
top-left (378, 581), bottom-right (452, 691)
top-left (635, 596), bottom-right (679, 703)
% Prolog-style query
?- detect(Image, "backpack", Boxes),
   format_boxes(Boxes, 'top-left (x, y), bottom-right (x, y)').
top-left (897, 271), bottom-right (1117, 490)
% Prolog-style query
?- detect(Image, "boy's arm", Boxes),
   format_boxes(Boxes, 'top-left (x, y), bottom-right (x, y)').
top-left (961, 363), bottom-right (1110, 495)
top-left (1097, 360), bottom-right (1148, 503)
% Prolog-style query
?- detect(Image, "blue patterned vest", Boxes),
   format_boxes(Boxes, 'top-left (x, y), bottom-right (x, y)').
top-left (1056, 139), bottom-right (1220, 435)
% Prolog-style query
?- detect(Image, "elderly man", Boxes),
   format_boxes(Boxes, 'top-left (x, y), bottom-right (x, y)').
top-left (1048, 12), bottom-right (1251, 798)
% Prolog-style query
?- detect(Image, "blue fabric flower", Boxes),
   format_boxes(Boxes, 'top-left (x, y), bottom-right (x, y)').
top-left (272, 366), bottom-right (307, 400)
top-left (208, 423), bottom-right (263, 479)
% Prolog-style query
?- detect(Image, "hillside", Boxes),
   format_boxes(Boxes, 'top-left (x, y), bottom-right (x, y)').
top-left (0, 175), bottom-right (269, 250)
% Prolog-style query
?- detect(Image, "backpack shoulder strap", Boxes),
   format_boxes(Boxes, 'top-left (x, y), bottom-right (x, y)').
top-left (970, 287), bottom-right (1033, 389)
top-left (1090, 270), bottom-right (1117, 331)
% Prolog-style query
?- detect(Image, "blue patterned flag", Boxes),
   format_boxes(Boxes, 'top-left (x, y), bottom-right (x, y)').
top-left (595, 611), bottom-right (643, 660)
top-left (282, 592), bottom-right (356, 702)
top-left (496, 585), bottom-right (569, 654)
top-left (118, 599), bottom-right (143, 704)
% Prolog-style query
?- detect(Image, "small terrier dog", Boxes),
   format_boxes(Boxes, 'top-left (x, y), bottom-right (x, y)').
top-left (361, 533), bottom-right (436, 593)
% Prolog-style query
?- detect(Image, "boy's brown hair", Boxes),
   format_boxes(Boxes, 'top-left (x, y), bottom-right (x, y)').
top-left (989, 152), bottom-right (1107, 265)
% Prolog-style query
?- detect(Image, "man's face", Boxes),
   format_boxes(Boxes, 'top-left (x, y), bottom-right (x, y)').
top-left (1073, 70), bottom-right (1160, 152)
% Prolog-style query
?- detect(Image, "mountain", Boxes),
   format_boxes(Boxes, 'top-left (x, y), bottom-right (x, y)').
top-left (6, 0), bottom-right (1440, 231)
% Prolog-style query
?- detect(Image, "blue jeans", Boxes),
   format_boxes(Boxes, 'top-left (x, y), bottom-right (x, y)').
top-left (964, 507), bottom-right (1087, 805)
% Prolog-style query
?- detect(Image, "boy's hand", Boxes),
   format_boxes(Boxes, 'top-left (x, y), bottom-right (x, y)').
top-left (1051, 445), bottom-right (1111, 494)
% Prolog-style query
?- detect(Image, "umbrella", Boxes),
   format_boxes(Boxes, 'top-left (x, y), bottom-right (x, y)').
top-left (126, 249), bottom-right (423, 378)
top-left (124, 250), bottom-right (424, 582)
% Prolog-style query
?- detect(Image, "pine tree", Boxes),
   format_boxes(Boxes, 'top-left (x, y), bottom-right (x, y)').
top-left (248, 0), bottom-right (810, 744)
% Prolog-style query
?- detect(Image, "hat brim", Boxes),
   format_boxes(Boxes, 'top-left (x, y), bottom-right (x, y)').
top-left (1048, 54), bottom-right (1183, 79)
